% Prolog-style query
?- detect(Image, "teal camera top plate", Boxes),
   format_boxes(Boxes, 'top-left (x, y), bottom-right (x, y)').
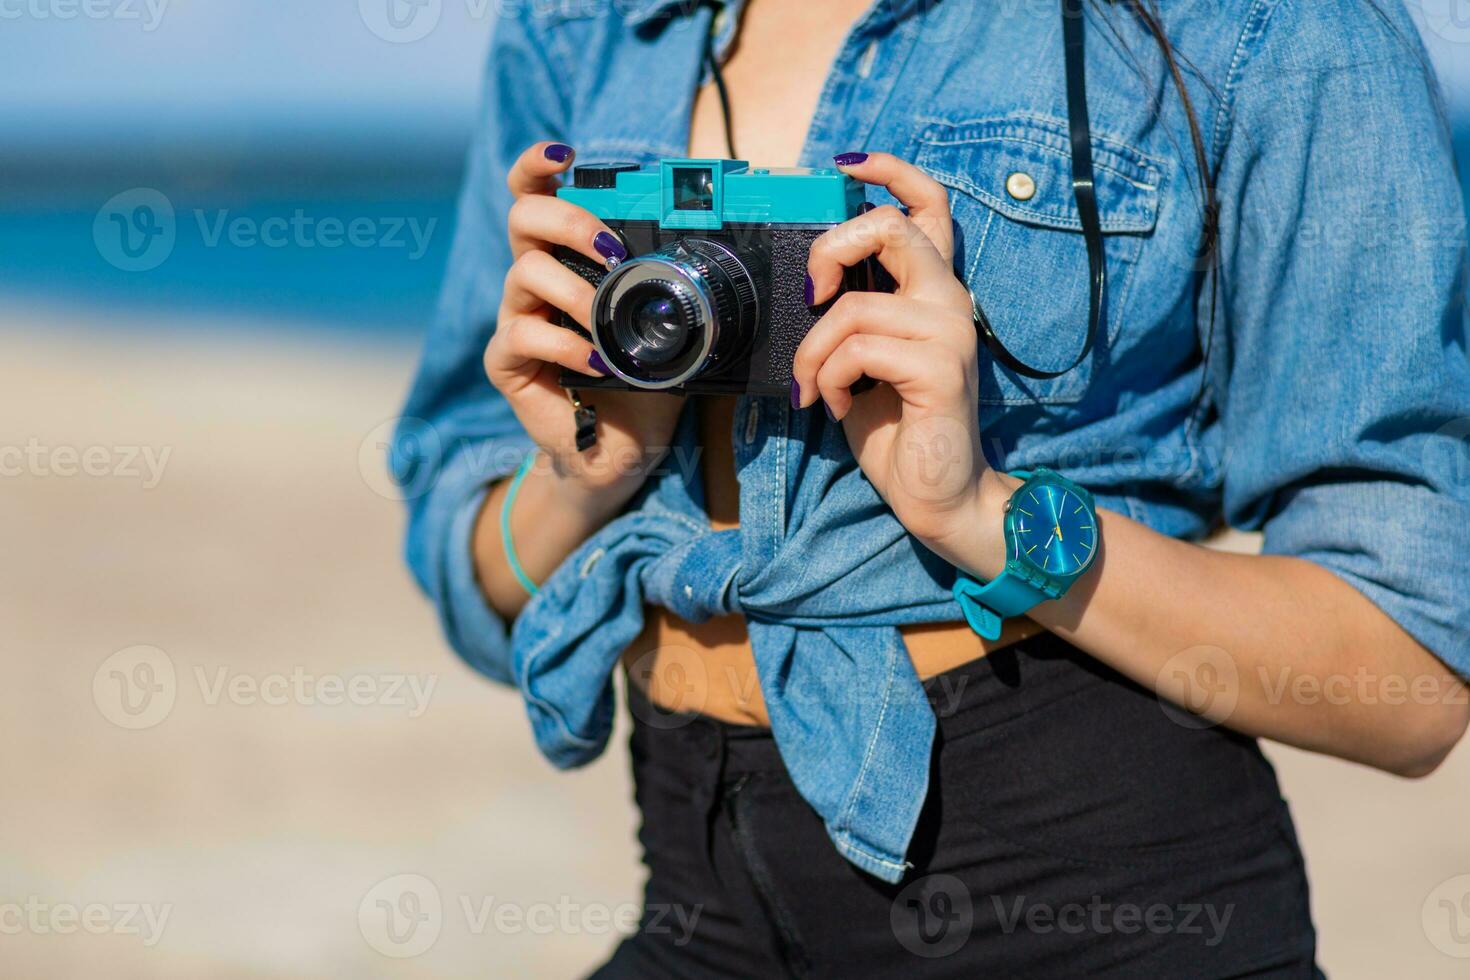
top-left (558, 158), bottom-right (866, 228)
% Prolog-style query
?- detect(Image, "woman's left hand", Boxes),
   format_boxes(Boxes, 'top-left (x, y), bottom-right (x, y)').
top-left (792, 152), bottom-right (1011, 576)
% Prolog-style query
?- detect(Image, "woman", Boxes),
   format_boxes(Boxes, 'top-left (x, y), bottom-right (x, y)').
top-left (396, 0), bottom-right (1470, 975)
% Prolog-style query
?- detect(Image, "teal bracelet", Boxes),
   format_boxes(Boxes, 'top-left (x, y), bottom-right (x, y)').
top-left (499, 453), bottom-right (540, 597)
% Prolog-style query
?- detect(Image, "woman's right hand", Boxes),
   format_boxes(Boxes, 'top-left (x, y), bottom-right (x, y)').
top-left (485, 142), bottom-right (684, 517)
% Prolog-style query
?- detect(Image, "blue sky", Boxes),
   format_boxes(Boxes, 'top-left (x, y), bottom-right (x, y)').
top-left (0, 0), bottom-right (494, 148)
top-left (1, 0), bottom-right (1464, 150)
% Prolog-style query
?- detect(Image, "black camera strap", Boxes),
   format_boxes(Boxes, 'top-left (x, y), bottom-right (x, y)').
top-left (975, 0), bottom-right (1108, 381)
top-left (702, 1), bottom-right (739, 158)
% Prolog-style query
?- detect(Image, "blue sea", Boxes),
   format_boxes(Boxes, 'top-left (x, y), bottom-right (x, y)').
top-left (1, 186), bottom-right (460, 338)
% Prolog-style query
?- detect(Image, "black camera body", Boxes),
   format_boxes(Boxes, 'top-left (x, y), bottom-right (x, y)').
top-left (553, 159), bottom-right (885, 398)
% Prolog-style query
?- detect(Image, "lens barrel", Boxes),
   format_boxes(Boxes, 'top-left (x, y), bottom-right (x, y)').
top-left (590, 239), bottom-right (758, 389)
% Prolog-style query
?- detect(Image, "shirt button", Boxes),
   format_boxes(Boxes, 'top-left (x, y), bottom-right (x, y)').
top-left (1005, 171), bottom-right (1037, 201)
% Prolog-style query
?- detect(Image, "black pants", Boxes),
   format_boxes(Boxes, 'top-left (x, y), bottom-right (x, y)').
top-left (592, 633), bottom-right (1320, 979)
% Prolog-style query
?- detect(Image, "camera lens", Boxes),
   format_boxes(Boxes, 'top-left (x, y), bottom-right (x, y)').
top-left (591, 239), bottom-right (759, 390)
top-left (614, 281), bottom-right (697, 367)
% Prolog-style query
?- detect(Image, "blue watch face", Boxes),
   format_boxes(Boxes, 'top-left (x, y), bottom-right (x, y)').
top-left (1012, 482), bottom-right (1097, 577)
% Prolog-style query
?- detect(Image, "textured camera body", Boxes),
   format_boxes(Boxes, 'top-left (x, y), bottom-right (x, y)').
top-left (552, 159), bottom-right (884, 397)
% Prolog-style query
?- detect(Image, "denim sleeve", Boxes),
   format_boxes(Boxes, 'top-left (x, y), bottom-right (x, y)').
top-left (392, 11), bottom-right (568, 684)
top-left (1212, 0), bottom-right (1470, 673)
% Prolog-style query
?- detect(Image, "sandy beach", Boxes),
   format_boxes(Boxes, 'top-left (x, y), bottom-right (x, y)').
top-left (3, 300), bottom-right (1468, 978)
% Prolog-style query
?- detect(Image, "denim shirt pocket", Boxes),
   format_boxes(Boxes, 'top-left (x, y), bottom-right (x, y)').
top-left (915, 114), bottom-right (1161, 405)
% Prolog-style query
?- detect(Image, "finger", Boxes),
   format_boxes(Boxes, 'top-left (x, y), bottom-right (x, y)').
top-left (792, 292), bottom-right (932, 408)
top-left (508, 194), bottom-right (625, 266)
top-left (807, 205), bottom-right (953, 304)
top-left (832, 151), bottom-right (953, 262)
top-left (503, 250), bottom-right (597, 329)
top-left (813, 334), bottom-right (939, 420)
top-left (507, 141), bottom-right (577, 199)
top-left (485, 312), bottom-right (605, 392)
top-left (491, 367), bottom-right (606, 464)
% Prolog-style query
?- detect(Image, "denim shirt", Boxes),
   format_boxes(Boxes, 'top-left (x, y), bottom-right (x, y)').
top-left (395, 0), bottom-right (1470, 882)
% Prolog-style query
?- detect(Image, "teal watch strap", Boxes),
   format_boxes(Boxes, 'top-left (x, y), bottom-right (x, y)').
top-left (953, 571), bottom-right (1049, 641)
top-left (952, 468), bottom-right (1092, 640)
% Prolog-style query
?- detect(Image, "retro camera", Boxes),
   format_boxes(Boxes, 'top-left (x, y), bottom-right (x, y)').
top-left (554, 159), bottom-right (888, 397)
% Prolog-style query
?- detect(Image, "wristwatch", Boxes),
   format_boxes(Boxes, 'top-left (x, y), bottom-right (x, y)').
top-left (953, 468), bottom-right (1099, 640)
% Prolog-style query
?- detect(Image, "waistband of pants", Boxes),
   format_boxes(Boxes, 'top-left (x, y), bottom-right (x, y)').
top-left (625, 630), bottom-right (1122, 777)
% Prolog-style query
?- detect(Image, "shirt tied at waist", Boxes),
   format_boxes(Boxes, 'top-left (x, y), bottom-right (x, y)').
top-left (509, 413), bottom-right (964, 883)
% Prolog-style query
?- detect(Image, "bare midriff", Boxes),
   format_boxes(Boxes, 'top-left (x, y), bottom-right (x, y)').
top-left (621, 398), bottom-right (1036, 727)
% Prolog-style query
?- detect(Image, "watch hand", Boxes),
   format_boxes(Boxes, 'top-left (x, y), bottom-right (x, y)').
top-left (1055, 524), bottom-right (1063, 542)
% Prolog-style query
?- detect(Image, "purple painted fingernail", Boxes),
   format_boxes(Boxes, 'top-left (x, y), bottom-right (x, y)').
top-left (593, 231), bottom-right (627, 265)
top-left (860, 201), bottom-right (877, 214)
top-left (544, 143), bottom-right (574, 163)
top-left (803, 274), bottom-right (815, 307)
top-left (833, 152), bottom-right (869, 167)
top-left (588, 350), bottom-right (610, 375)
top-left (790, 379), bottom-right (802, 410)
top-left (823, 400), bottom-right (838, 423)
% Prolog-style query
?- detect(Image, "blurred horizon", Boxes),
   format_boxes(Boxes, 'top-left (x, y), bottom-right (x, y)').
top-left (1, 1), bottom-right (1466, 337)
